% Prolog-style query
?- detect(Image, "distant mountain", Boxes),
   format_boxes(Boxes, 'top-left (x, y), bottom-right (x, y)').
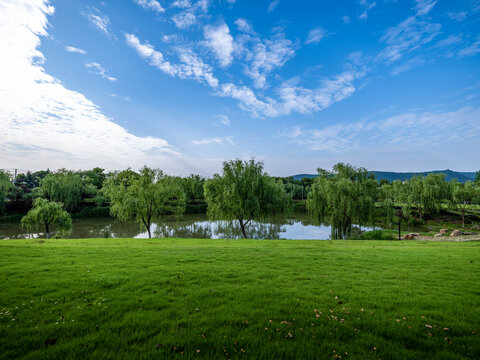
top-left (291, 170), bottom-right (477, 183)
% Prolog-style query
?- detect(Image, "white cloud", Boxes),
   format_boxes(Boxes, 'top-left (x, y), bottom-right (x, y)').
top-left (204, 23), bottom-right (234, 68)
top-left (215, 114), bottom-right (231, 126)
top-left (125, 33), bottom-right (219, 87)
top-left (268, 0), bottom-right (280, 13)
top-left (172, 0), bottom-right (192, 8)
top-left (192, 136), bottom-right (234, 145)
top-left (85, 62), bottom-right (117, 81)
top-left (284, 107), bottom-right (480, 153)
top-left (133, 0), bottom-right (165, 13)
top-left (172, 12), bottom-right (196, 28)
top-left (457, 39), bottom-right (480, 58)
top-left (414, 0), bottom-right (437, 16)
top-left (447, 11), bottom-right (467, 22)
top-left (235, 18), bottom-right (254, 34)
top-left (358, 0), bottom-right (376, 21)
top-left (84, 11), bottom-right (111, 36)
top-left (378, 16), bottom-right (441, 64)
top-left (0, 0), bottom-right (178, 171)
top-left (65, 46), bottom-right (86, 54)
top-left (305, 27), bottom-right (327, 45)
top-left (342, 15), bottom-right (351, 24)
top-left (239, 31), bottom-right (296, 88)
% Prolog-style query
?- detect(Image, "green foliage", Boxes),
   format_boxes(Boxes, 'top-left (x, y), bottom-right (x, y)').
top-left (105, 167), bottom-right (186, 238)
top-left (475, 170), bottom-right (480, 184)
top-left (182, 174), bottom-right (205, 203)
top-left (204, 159), bottom-right (290, 238)
top-left (355, 229), bottom-right (397, 240)
top-left (0, 170), bottom-right (13, 214)
top-left (292, 201), bottom-right (307, 213)
top-left (39, 170), bottom-right (84, 212)
top-left (307, 163), bottom-right (378, 239)
top-left (451, 181), bottom-right (479, 227)
top-left (20, 198), bottom-right (72, 239)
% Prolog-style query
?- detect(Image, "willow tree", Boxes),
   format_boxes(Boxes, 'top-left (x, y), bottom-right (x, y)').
top-left (38, 170), bottom-right (84, 212)
top-left (451, 181), bottom-right (479, 227)
top-left (204, 159), bottom-right (290, 238)
top-left (21, 198), bottom-right (72, 239)
top-left (105, 167), bottom-right (186, 238)
top-left (307, 163), bottom-right (378, 239)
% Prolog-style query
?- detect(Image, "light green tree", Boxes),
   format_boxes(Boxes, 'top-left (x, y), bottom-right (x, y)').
top-left (307, 163), bottom-right (378, 239)
top-left (39, 170), bottom-right (84, 212)
top-left (204, 159), bottom-right (290, 238)
top-left (451, 181), bottom-right (479, 227)
top-left (105, 167), bottom-right (186, 238)
top-left (21, 198), bottom-right (72, 239)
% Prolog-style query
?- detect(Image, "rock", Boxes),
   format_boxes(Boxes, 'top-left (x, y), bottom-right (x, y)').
top-left (439, 228), bottom-right (449, 235)
top-left (434, 233), bottom-right (442, 237)
top-left (403, 234), bottom-right (415, 240)
top-left (472, 224), bottom-right (480, 230)
top-left (410, 233), bottom-right (420, 237)
top-left (450, 230), bottom-right (462, 237)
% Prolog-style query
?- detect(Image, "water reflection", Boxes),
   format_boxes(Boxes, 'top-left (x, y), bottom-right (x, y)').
top-left (1, 214), bottom-right (336, 240)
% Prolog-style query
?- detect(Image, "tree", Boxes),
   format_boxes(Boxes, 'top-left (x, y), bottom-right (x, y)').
top-left (451, 181), bottom-right (478, 227)
top-left (105, 167), bottom-right (186, 238)
top-left (182, 174), bottom-right (205, 204)
top-left (475, 170), bottom-right (480, 185)
top-left (307, 163), bottom-right (378, 239)
top-left (204, 159), bottom-right (290, 238)
top-left (0, 171), bottom-right (13, 214)
top-left (39, 170), bottom-right (84, 212)
top-left (21, 198), bottom-right (72, 239)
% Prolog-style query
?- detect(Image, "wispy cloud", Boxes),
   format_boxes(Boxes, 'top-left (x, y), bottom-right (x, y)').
top-left (204, 23), bottom-right (234, 68)
top-left (446, 11), bottom-right (468, 22)
top-left (125, 33), bottom-right (218, 87)
top-left (192, 136), bottom-right (234, 145)
top-left (342, 15), bottom-right (351, 24)
top-left (378, 16), bottom-right (441, 64)
top-left (283, 107), bottom-right (480, 153)
top-left (65, 46), bottom-right (86, 54)
top-left (305, 27), bottom-right (327, 45)
top-left (234, 18), bottom-right (255, 34)
top-left (83, 10), bottom-right (111, 36)
top-left (85, 62), bottom-right (117, 81)
top-left (133, 0), bottom-right (165, 13)
top-left (215, 114), bottom-right (231, 126)
top-left (414, 0), bottom-right (437, 16)
top-left (0, 0), bottom-right (178, 171)
top-left (358, 0), bottom-right (376, 21)
top-left (268, 0), bottom-right (280, 13)
top-left (457, 39), bottom-right (480, 58)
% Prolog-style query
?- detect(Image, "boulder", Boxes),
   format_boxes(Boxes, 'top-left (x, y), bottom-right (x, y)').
top-left (434, 233), bottom-right (443, 237)
top-left (403, 234), bottom-right (415, 240)
top-left (439, 228), bottom-right (449, 235)
top-left (450, 230), bottom-right (462, 237)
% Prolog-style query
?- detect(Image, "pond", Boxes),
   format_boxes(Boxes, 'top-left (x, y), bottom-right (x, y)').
top-left (0, 214), bottom-right (348, 240)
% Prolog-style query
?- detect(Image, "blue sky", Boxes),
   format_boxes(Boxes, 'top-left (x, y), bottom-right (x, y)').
top-left (1, 0), bottom-right (479, 176)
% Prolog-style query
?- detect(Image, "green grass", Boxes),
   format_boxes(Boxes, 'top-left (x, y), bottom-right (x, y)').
top-left (0, 238), bottom-right (479, 359)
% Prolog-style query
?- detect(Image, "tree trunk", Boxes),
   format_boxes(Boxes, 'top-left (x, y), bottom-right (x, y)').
top-left (45, 221), bottom-right (50, 239)
top-left (398, 221), bottom-right (401, 241)
top-left (142, 217), bottom-right (152, 239)
top-left (461, 209), bottom-right (465, 228)
top-left (239, 219), bottom-right (247, 239)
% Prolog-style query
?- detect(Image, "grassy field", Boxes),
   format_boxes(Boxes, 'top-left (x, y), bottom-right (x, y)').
top-left (0, 239), bottom-right (479, 359)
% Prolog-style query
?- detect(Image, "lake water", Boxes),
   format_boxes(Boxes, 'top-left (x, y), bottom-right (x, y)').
top-left (0, 214), bottom-right (343, 240)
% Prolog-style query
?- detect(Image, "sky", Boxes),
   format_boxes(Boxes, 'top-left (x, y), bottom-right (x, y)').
top-left (0, 0), bottom-right (479, 176)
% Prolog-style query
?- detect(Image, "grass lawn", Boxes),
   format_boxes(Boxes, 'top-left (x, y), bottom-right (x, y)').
top-left (0, 238), bottom-right (479, 359)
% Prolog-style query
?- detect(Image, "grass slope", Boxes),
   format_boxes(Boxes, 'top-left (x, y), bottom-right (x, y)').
top-left (0, 238), bottom-right (479, 359)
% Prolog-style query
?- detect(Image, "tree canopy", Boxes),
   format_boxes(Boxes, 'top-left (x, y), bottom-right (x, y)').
top-left (0, 171), bottom-right (13, 214)
top-left (307, 163), bottom-right (378, 239)
top-left (21, 198), bottom-right (72, 239)
top-left (105, 167), bottom-right (186, 238)
top-left (204, 159), bottom-right (290, 238)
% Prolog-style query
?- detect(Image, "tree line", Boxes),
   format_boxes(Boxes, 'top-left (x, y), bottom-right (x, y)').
top-left (1, 161), bottom-right (480, 239)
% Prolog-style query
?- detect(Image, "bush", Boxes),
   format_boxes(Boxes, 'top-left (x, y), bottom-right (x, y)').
top-left (356, 230), bottom-right (397, 240)
top-left (292, 201), bottom-right (307, 213)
